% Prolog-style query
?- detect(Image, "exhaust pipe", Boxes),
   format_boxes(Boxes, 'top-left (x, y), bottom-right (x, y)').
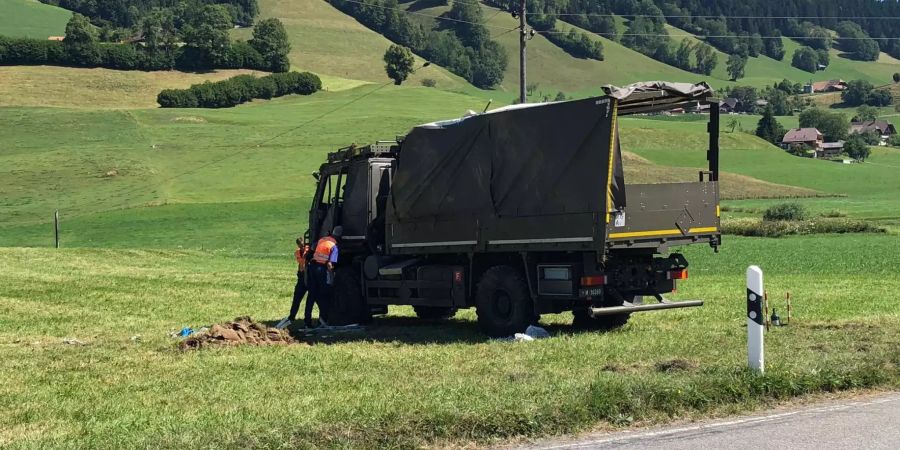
top-left (589, 300), bottom-right (704, 317)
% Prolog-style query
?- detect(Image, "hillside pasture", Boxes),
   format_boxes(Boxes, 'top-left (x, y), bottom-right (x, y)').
top-left (0, 67), bottom-right (269, 108)
top-left (0, 0), bottom-right (71, 38)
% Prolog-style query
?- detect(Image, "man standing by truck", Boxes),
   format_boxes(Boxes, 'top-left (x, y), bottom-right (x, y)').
top-left (275, 237), bottom-right (312, 330)
top-left (307, 226), bottom-right (342, 328)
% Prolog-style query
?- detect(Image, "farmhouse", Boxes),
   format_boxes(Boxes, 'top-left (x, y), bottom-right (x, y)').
top-left (816, 141), bottom-right (845, 159)
top-left (720, 98), bottom-right (742, 113)
top-left (849, 120), bottom-right (897, 137)
top-left (811, 79), bottom-right (848, 93)
top-left (781, 127), bottom-right (823, 149)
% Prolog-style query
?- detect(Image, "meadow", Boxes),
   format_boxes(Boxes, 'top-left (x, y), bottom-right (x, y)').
top-left (0, 0), bottom-right (70, 38)
top-left (1, 234), bottom-right (897, 448)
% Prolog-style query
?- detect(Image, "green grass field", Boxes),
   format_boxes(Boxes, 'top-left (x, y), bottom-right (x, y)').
top-left (0, 0), bottom-right (71, 38)
top-left (1, 235), bottom-right (897, 448)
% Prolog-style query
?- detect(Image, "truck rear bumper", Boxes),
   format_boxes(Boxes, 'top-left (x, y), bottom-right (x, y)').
top-left (589, 298), bottom-right (704, 317)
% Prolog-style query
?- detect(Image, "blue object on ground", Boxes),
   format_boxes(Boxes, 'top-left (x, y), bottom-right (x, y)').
top-left (179, 327), bottom-right (194, 337)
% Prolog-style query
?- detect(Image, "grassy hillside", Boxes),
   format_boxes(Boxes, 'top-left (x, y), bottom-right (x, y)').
top-left (1, 84), bottom-right (837, 250)
top-left (234, 0), bottom-right (481, 95)
top-left (0, 67), bottom-right (269, 108)
top-left (0, 0), bottom-right (71, 38)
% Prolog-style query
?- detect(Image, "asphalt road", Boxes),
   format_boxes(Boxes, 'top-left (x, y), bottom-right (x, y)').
top-left (522, 393), bottom-right (900, 450)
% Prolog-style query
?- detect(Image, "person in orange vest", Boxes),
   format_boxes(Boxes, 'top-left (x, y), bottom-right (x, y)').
top-left (307, 226), bottom-right (342, 328)
top-left (275, 237), bottom-right (312, 329)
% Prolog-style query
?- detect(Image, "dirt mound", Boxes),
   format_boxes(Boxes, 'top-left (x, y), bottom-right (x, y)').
top-left (180, 316), bottom-right (297, 350)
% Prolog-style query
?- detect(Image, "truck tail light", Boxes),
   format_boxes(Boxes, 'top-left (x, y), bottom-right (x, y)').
top-left (668, 268), bottom-right (688, 280)
top-left (453, 270), bottom-right (463, 284)
top-left (580, 275), bottom-right (607, 287)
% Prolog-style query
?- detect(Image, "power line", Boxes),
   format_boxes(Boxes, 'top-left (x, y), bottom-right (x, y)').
top-left (536, 12), bottom-right (900, 20)
top-left (535, 30), bottom-right (900, 41)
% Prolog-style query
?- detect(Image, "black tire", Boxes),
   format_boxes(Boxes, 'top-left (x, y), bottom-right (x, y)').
top-left (413, 306), bottom-right (457, 320)
top-left (475, 265), bottom-right (534, 337)
top-left (572, 292), bottom-right (632, 331)
top-left (330, 266), bottom-right (371, 325)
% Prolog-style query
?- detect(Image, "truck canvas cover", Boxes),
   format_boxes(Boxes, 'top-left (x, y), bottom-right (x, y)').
top-left (391, 96), bottom-right (620, 221)
top-left (385, 82), bottom-right (713, 252)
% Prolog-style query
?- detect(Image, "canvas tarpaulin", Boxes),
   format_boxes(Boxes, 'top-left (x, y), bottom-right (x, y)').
top-left (389, 95), bottom-right (621, 223)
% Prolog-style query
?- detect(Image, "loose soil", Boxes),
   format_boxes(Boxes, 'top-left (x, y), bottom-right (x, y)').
top-left (180, 316), bottom-right (298, 349)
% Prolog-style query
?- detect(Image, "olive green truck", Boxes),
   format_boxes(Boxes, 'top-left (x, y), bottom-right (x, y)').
top-left (305, 82), bottom-right (721, 336)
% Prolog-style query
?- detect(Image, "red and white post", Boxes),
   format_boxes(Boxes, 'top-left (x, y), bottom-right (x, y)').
top-left (746, 266), bottom-right (765, 373)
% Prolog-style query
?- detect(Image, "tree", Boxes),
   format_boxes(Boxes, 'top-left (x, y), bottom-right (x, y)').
top-left (755, 105), bottom-right (786, 145)
top-left (250, 18), bottom-right (291, 72)
top-left (894, 73), bottom-right (900, 83)
top-left (867, 89), bottom-right (892, 107)
top-left (727, 117), bottom-right (739, 133)
top-left (64, 13), bottom-right (101, 66)
top-left (694, 42), bottom-right (718, 75)
top-left (181, 4), bottom-right (233, 69)
top-left (764, 31), bottom-right (785, 60)
top-left (726, 54), bottom-right (746, 80)
top-left (816, 49), bottom-right (830, 68)
top-left (842, 80), bottom-right (875, 106)
top-left (383, 44), bottom-right (415, 85)
top-left (141, 9), bottom-right (178, 70)
top-left (728, 86), bottom-right (758, 113)
top-left (791, 46), bottom-right (819, 73)
top-left (673, 38), bottom-right (693, 71)
top-left (855, 105), bottom-right (878, 122)
top-left (799, 108), bottom-right (849, 142)
top-left (844, 135), bottom-right (871, 161)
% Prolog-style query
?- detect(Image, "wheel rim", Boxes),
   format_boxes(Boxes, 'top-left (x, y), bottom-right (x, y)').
top-left (493, 290), bottom-right (513, 318)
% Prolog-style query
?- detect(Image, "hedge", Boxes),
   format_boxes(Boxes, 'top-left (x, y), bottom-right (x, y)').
top-left (0, 36), bottom-right (270, 72)
top-left (157, 72), bottom-right (322, 108)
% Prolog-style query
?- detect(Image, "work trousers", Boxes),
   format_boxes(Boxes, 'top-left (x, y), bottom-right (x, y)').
top-left (287, 271), bottom-right (311, 325)
top-left (308, 264), bottom-right (332, 323)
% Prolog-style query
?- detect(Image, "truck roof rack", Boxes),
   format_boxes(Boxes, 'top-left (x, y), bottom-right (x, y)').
top-left (327, 141), bottom-right (399, 163)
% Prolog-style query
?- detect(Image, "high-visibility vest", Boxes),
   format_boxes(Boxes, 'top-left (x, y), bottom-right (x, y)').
top-left (312, 236), bottom-right (337, 264)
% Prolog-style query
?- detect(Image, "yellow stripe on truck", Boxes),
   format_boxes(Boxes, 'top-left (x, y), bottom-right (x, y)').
top-left (605, 99), bottom-right (618, 224)
top-left (609, 227), bottom-right (719, 239)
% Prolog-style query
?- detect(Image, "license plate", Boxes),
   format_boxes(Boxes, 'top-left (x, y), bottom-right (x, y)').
top-left (579, 287), bottom-right (603, 298)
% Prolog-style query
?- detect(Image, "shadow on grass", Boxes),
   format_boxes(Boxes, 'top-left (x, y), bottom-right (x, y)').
top-left (263, 315), bottom-right (620, 346)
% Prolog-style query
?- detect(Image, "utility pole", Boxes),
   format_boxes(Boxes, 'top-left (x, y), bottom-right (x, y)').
top-left (518, 0), bottom-right (527, 103)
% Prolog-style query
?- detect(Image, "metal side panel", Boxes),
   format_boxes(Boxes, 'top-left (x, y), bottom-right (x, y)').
top-left (608, 182), bottom-right (719, 245)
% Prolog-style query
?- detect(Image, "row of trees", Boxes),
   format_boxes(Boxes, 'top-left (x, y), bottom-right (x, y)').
top-left (328, 0), bottom-right (506, 88)
top-left (0, 11), bottom-right (290, 72)
top-left (543, 28), bottom-right (604, 60)
top-left (157, 71), bottom-right (321, 108)
top-left (841, 80), bottom-right (893, 107)
top-left (40, 0), bottom-right (260, 29)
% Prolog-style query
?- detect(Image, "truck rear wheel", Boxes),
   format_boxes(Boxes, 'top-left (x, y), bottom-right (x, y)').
top-left (475, 266), bottom-right (534, 337)
top-left (413, 306), bottom-right (457, 320)
top-left (330, 266), bottom-right (371, 326)
top-left (572, 293), bottom-right (633, 331)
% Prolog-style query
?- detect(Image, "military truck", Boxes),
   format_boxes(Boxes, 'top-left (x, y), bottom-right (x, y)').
top-left (306, 82), bottom-right (721, 336)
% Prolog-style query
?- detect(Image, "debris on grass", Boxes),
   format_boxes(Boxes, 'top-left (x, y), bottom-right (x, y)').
top-left (655, 358), bottom-right (699, 373)
top-left (62, 338), bottom-right (86, 346)
top-left (179, 316), bottom-right (297, 350)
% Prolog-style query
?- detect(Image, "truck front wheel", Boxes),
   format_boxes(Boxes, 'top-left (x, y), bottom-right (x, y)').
top-left (475, 266), bottom-right (534, 337)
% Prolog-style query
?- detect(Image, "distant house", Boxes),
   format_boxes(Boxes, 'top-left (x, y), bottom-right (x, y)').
top-left (720, 98), bottom-right (742, 113)
top-left (781, 128), bottom-right (823, 149)
top-left (849, 120), bottom-right (897, 138)
top-left (755, 99), bottom-right (769, 108)
top-left (47, 36), bottom-right (65, 41)
top-left (811, 79), bottom-right (848, 93)
top-left (816, 141), bottom-right (845, 159)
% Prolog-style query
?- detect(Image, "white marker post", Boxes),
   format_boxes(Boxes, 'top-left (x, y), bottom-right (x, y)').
top-left (746, 266), bottom-right (765, 373)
